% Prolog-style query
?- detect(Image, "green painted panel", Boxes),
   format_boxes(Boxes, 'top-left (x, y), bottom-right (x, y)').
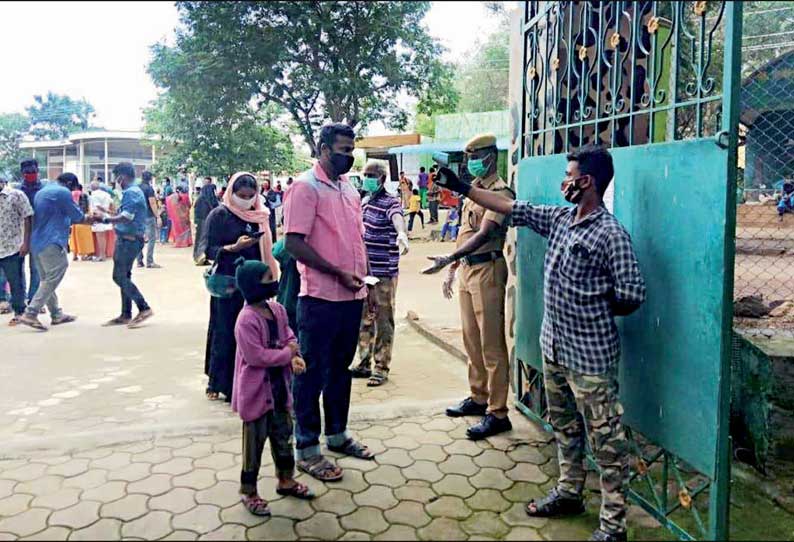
top-left (514, 139), bottom-right (730, 478)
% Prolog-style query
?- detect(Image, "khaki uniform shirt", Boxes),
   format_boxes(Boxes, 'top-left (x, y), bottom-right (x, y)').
top-left (455, 173), bottom-right (514, 256)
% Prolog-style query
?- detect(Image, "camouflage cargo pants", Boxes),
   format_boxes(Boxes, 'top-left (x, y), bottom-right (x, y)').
top-left (356, 277), bottom-right (398, 376)
top-left (543, 359), bottom-right (628, 535)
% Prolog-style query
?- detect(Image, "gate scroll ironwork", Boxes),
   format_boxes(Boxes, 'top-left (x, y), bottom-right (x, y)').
top-left (513, 1), bottom-right (742, 540)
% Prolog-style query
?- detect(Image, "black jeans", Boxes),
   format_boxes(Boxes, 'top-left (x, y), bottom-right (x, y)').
top-left (429, 200), bottom-right (439, 223)
top-left (0, 252), bottom-right (25, 315)
top-left (113, 238), bottom-right (150, 318)
top-left (408, 211), bottom-right (424, 231)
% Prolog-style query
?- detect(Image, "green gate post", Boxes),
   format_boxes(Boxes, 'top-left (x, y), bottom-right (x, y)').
top-left (712, 1), bottom-right (743, 540)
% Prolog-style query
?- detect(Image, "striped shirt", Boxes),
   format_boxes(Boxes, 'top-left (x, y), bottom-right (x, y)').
top-left (363, 191), bottom-right (403, 278)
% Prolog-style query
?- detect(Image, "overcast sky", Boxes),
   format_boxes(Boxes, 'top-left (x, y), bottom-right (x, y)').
top-left (0, 1), bottom-right (506, 133)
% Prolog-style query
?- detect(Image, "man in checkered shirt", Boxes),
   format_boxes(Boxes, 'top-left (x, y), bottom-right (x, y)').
top-left (433, 145), bottom-right (645, 542)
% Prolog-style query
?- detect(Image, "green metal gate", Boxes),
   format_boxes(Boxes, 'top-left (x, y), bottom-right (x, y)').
top-left (512, 2), bottom-right (742, 540)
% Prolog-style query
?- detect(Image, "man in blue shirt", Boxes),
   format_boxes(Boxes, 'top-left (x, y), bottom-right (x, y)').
top-left (135, 170), bottom-right (163, 269)
top-left (100, 162), bottom-right (154, 328)
top-left (18, 172), bottom-right (94, 331)
top-left (19, 159), bottom-right (43, 306)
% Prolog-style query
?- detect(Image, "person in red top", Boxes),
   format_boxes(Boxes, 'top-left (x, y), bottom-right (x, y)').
top-left (284, 123), bottom-right (375, 482)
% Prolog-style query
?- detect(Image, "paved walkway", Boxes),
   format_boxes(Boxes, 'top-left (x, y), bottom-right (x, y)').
top-left (0, 243), bottom-right (660, 540)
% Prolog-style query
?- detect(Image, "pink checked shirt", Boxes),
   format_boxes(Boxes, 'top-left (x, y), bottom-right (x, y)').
top-left (283, 163), bottom-right (368, 302)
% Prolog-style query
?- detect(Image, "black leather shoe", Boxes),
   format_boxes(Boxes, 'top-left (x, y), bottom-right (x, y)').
top-left (589, 529), bottom-right (627, 542)
top-left (445, 398), bottom-right (487, 418)
top-left (466, 414), bottom-right (512, 440)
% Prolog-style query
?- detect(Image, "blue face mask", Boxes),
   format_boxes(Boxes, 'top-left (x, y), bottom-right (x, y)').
top-left (362, 177), bottom-right (380, 193)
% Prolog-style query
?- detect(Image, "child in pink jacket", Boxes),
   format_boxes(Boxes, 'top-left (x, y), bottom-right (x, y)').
top-left (232, 259), bottom-right (314, 516)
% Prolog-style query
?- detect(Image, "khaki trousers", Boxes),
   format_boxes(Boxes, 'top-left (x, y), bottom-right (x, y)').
top-left (459, 258), bottom-right (509, 418)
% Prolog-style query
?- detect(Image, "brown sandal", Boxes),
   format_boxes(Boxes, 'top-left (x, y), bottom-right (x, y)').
top-left (297, 457), bottom-right (343, 482)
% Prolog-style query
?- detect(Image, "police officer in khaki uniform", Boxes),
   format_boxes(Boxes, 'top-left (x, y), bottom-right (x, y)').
top-left (423, 133), bottom-right (514, 440)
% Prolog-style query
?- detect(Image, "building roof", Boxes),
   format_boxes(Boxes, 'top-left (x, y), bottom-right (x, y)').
top-left (20, 130), bottom-right (159, 149)
top-left (388, 137), bottom-right (510, 155)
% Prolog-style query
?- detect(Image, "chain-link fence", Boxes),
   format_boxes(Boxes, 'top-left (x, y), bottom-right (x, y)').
top-left (735, 4), bottom-right (794, 335)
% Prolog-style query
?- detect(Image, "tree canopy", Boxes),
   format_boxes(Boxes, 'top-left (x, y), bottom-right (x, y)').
top-left (148, 1), bottom-right (451, 157)
top-left (26, 92), bottom-right (95, 140)
top-left (0, 113), bottom-right (29, 180)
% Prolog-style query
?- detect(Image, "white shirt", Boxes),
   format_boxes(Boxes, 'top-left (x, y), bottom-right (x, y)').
top-left (90, 190), bottom-right (114, 232)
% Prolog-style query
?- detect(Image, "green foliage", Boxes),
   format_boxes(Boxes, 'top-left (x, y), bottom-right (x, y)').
top-left (143, 93), bottom-right (295, 178)
top-left (148, 1), bottom-right (450, 157)
top-left (0, 113), bottom-right (30, 180)
top-left (25, 92), bottom-right (95, 140)
top-left (454, 24), bottom-right (510, 113)
top-left (742, 2), bottom-right (794, 78)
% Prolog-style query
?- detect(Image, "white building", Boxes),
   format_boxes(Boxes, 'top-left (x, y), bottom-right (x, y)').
top-left (19, 130), bottom-right (163, 183)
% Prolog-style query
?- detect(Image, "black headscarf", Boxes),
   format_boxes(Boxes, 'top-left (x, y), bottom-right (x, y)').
top-left (200, 183), bottom-right (220, 209)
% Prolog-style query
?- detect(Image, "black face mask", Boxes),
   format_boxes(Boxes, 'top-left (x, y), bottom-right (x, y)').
top-left (243, 281), bottom-right (280, 304)
top-left (330, 152), bottom-right (354, 176)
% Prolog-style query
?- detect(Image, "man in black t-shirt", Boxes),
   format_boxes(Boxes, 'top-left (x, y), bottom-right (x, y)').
top-left (136, 171), bottom-right (162, 269)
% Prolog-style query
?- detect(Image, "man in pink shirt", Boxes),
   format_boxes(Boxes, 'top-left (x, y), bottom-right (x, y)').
top-left (284, 123), bottom-right (375, 482)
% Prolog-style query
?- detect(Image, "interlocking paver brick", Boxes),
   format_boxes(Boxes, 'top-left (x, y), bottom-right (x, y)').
top-left (15, 476), bottom-right (63, 496)
top-left (311, 488), bottom-right (356, 515)
top-left (149, 487), bottom-right (198, 514)
top-left (108, 463), bottom-right (151, 483)
top-left (246, 517), bottom-right (297, 541)
top-left (540, 460), bottom-right (560, 479)
top-left (421, 418), bottom-right (457, 432)
top-left (506, 463), bottom-right (549, 485)
top-left (332, 469), bottom-right (368, 494)
top-left (393, 422), bottom-right (425, 437)
top-left (121, 511), bottom-right (173, 540)
top-left (30, 487), bottom-right (81, 511)
top-left (462, 511), bottom-right (510, 538)
top-left (161, 530), bottom-right (200, 541)
top-left (408, 445), bottom-right (447, 463)
top-left (374, 525), bottom-right (420, 541)
top-left (194, 453), bottom-right (236, 471)
top-left (382, 435), bottom-right (420, 451)
top-left (468, 488), bottom-right (512, 513)
top-left (402, 461), bottom-right (444, 483)
top-left (73, 448), bottom-right (115, 461)
top-left (507, 446), bottom-right (548, 466)
top-left (432, 474), bottom-right (476, 498)
top-left (504, 526), bottom-right (543, 540)
top-left (173, 468), bottom-right (217, 491)
top-left (353, 485), bottom-right (398, 510)
top-left (340, 507), bottom-right (389, 535)
top-left (470, 467), bottom-right (514, 491)
top-left (131, 447), bottom-right (173, 465)
top-left (502, 482), bottom-right (545, 504)
top-left (19, 526), bottom-right (71, 540)
top-left (92, 452), bottom-right (133, 471)
top-left (340, 531), bottom-right (372, 541)
top-left (100, 494), bottom-right (150, 521)
top-left (474, 449), bottom-right (517, 470)
top-left (336, 456), bottom-right (379, 473)
top-left (212, 438), bottom-right (240, 455)
top-left (31, 455), bottom-right (71, 467)
top-left (219, 503), bottom-right (269, 528)
top-left (443, 439), bottom-right (484, 457)
top-left (3, 464), bottom-right (46, 482)
top-left (214, 466), bottom-right (239, 483)
top-left (49, 500), bottom-right (101, 529)
top-left (85, 481), bottom-right (129, 504)
top-left (0, 494), bottom-right (32, 516)
top-left (0, 480), bottom-right (14, 500)
top-left (127, 474), bottom-right (172, 497)
top-left (418, 431), bottom-right (454, 446)
top-left (70, 518), bottom-right (122, 540)
top-left (438, 454), bottom-right (479, 476)
top-left (417, 517), bottom-right (468, 541)
top-left (359, 426), bottom-right (395, 440)
top-left (425, 495), bottom-right (471, 519)
top-left (196, 481), bottom-right (241, 509)
top-left (172, 504), bottom-right (222, 534)
top-left (295, 512), bottom-right (344, 539)
top-left (393, 483), bottom-right (436, 504)
top-left (540, 518), bottom-right (594, 541)
top-left (364, 465), bottom-right (406, 488)
top-left (501, 503), bottom-right (549, 529)
top-left (199, 523), bottom-right (247, 540)
top-left (268, 497), bottom-right (315, 521)
top-left (153, 457), bottom-right (194, 476)
top-left (173, 443), bottom-right (214, 459)
top-left (46, 458), bottom-right (89, 478)
top-left (0, 508), bottom-right (50, 538)
top-left (63, 469), bottom-right (108, 490)
top-left (374, 449), bottom-right (413, 468)
top-left (384, 501), bottom-right (431, 528)
top-left (156, 437), bottom-right (194, 449)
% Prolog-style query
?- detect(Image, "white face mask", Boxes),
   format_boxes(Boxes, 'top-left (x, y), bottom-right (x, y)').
top-left (231, 193), bottom-right (256, 210)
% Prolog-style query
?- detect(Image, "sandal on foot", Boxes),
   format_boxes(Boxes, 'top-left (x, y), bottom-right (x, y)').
top-left (51, 314), bottom-right (77, 326)
top-left (276, 482), bottom-right (316, 500)
top-left (350, 366), bottom-right (371, 378)
top-left (297, 457), bottom-right (343, 482)
top-left (18, 315), bottom-right (47, 331)
top-left (526, 487), bottom-right (585, 518)
top-left (206, 390), bottom-right (220, 401)
top-left (327, 438), bottom-right (375, 460)
top-left (103, 316), bottom-right (131, 327)
top-left (241, 494), bottom-right (271, 517)
top-left (367, 373), bottom-right (387, 387)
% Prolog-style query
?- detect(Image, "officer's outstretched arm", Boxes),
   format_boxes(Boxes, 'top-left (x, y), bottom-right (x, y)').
top-left (435, 167), bottom-right (514, 216)
top-left (422, 219), bottom-right (501, 275)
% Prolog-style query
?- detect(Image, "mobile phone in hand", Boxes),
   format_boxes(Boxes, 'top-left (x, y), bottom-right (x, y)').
top-left (250, 231), bottom-right (265, 239)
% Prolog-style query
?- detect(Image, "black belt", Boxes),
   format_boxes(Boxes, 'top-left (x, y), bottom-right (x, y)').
top-left (462, 250), bottom-right (503, 267)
